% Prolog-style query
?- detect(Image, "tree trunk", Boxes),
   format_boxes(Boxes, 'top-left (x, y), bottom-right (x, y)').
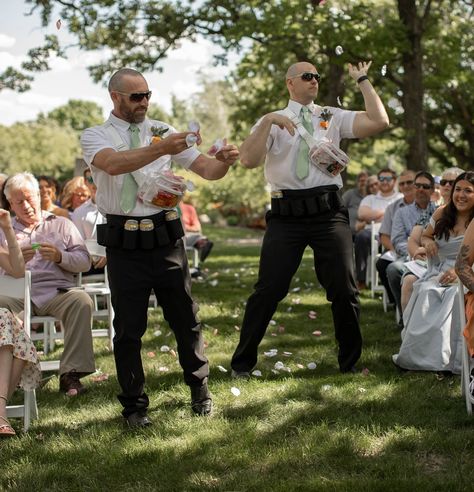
top-left (397, 0), bottom-right (428, 170)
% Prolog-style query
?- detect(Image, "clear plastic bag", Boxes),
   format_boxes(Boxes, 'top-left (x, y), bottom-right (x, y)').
top-left (309, 138), bottom-right (350, 177)
top-left (137, 170), bottom-right (189, 210)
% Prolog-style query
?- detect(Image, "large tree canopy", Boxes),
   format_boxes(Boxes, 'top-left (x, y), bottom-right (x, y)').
top-left (2, 0), bottom-right (473, 172)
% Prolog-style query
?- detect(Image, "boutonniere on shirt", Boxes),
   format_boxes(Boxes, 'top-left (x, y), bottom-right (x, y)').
top-left (319, 108), bottom-right (333, 129)
top-left (150, 125), bottom-right (169, 144)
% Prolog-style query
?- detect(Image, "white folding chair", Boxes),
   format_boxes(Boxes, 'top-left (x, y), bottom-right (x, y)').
top-left (367, 222), bottom-right (387, 309)
top-left (78, 267), bottom-right (114, 349)
top-left (1, 271), bottom-right (38, 431)
top-left (457, 279), bottom-right (474, 415)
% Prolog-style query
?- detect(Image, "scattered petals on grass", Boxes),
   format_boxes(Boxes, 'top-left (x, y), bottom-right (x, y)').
top-left (169, 349), bottom-right (177, 358)
top-left (234, 325), bottom-right (240, 331)
top-left (322, 384), bottom-right (332, 391)
top-left (209, 279), bottom-right (219, 287)
top-left (271, 369), bottom-right (280, 374)
top-left (264, 349), bottom-right (278, 357)
top-left (231, 387), bottom-right (241, 396)
top-left (269, 319), bottom-right (277, 326)
top-left (278, 325), bottom-right (285, 333)
top-left (153, 329), bottom-right (162, 337)
top-left (56, 19), bottom-right (62, 29)
top-left (292, 287), bottom-right (301, 292)
top-left (358, 387), bottom-right (367, 393)
top-left (251, 370), bottom-right (262, 377)
top-left (312, 330), bottom-right (322, 336)
top-left (147, 351), bottom-right (156, 358)
top-left (283, 351), bottom-right (292, 356)
top-left (213, 328), bottom-right (219, 336)
top-left (307, 362), bottom-right (317, 370)
top-left (292, 298), bottom-right (301, 304)
top-left (160, 345), bottom-right (170, 353)
top-left (296, 363), bottom-right (305, 369)
top-left (217, 365), bottom-right (228, 373)
top-left (308, 310), bottom-right (317, 319)
top-left (158, 366), bottom-right (169, 372)
top-left (362, 367), bottom-right (370, 376)
top-left (274, 361), bottom-right (284, 370)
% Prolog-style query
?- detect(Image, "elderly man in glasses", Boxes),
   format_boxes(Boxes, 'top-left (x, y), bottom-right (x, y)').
top-left (230, 60), bottom-right (389, 379)
top-left (81, 67), bottom-right (239, 428)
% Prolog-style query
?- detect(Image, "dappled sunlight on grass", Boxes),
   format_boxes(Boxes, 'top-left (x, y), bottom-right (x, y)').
top-left (3, 225), bottom-right (474, 490)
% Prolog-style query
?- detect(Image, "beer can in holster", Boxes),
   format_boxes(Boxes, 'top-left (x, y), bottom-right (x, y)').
top-left (123, 219), bottom-right (139, 249)
top-left (165, 210), bottom-right (184, 241)
top-left (139, 219), bottom-right (155, 249)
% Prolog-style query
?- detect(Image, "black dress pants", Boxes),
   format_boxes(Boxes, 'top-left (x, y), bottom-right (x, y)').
top-left (231, 209), bottom-right (362, 373)
top-left (106, 239), bottom-right (208, 417)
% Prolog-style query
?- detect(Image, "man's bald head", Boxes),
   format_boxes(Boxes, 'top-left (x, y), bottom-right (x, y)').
top-left (286, 61), bottom-right (317, 80)
top-left (108, 68), bottom-right (145, 92)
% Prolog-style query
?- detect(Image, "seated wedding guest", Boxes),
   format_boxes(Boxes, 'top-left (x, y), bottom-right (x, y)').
top-left (0, 208), bottom-right (41, 437)
top-left (60, 176), bottom-right (91, 214)
top-left (393, 172), bottom-right (474, 373)
top-left (455, 217), bottom-right (474, 363)
top-left (385, 171), bottom-right (437, 317)
top-left (38, 175), bottom-right (69, 218)
top-left (399, 168), bottom-right (463, 312)
top-left (375, 169), bottom-right (416, 305)
top-left (342, 171), bottom-right (368, 237)
top-left (438, 167), bottom-right (464, 206)
top-left (354, 168), bottom-right (401, 290)
top-left (0, 172), bottom-right (95, 396)
top-left (71, 168), bottom-right (106, 275)
top-left (179, 197), bottom-right (213, 263)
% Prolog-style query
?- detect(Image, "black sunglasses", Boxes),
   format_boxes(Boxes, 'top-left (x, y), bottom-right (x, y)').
top-left (378, 176), bottom-right (394, 182)
top-left (300, 72), bottom-right (321, 83)
top-left (116, 90), bottom-right (152, 102)
top-left (289, 72), bottom-right (321, 83)
top-left (440, 179), bottom-right (455, 186)
top-left (414, 182), bottom-right (432, 190)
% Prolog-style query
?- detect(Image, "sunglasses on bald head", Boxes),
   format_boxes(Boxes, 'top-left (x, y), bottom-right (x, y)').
top-left (289, 72), bottom-right (321, 83)
top-left (115, 90), bottom-right (152, 102)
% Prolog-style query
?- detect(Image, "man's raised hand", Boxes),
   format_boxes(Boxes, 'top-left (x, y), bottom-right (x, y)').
top-left (348, 61), bottom-right (372, 81)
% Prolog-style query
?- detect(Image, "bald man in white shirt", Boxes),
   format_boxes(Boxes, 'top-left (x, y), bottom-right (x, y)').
top-left (231, 60), bottom-right (389, 378)
top-left (81, 68), bottom-right (239, 428)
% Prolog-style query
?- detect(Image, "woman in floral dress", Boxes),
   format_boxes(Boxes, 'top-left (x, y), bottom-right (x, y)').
top-left (0, 208), bottom-right (41, 437)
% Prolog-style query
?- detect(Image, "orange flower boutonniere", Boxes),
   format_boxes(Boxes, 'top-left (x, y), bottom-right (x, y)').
top-left (150, 126), bottom-right (169, 144)
top-left (319, 108), bottom-right (333, 129)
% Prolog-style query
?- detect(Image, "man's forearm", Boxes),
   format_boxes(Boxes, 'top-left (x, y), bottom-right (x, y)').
top-left (100, 145), bottom-right (167, 175)
top-left (240, 118), bottom-right (273, 168)
top-left (456, 244), bottom-right (474, 292)
top-left (359, 80), bottom-right (390, 127)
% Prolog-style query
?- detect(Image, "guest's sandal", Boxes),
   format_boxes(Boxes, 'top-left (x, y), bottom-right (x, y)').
top-left (0, 416), bottom-right (16, 437)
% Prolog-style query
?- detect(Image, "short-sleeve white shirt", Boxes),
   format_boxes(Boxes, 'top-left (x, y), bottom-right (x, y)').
top-left (70, 199), bottom-right (105, 240)
top-left (359, 191), bottom-right (403, 227)
top-left (255, 99), bottom-right (358, 191)
top-left (80, 112), bottom-right (200, 216)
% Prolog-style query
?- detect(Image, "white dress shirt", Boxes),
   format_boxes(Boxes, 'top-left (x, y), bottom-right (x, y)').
top-left (80, 112), bottom-right (200, 216)
top-left (70, 199), bottom-right (105, 240)
top-left (254, 99), bottom-right (357, 191)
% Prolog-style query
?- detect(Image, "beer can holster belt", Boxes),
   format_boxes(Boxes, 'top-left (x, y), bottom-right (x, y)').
top-left (96, 210), bottom-right (184, 250)
top-left (270, 185), bottom-right (342, 217)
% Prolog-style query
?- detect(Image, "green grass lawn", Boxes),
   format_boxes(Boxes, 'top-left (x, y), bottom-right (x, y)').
top-left (2, 224), bottom-right (474, 491)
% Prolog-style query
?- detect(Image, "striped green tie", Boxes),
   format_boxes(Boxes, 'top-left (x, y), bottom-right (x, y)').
top-left (295, 107), bottom-right (313, 180)
top-left (120, 124), bottom-right (141, 213)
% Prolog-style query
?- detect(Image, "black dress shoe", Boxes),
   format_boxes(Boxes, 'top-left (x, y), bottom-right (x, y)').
top-left (190, 384), bottom-right (213, 416)
top-left (126, 411), bottom-right (152, 428)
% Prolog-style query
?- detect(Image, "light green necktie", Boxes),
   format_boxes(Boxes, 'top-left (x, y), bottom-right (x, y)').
top-left (120, 124), bottom-right (141, 213)
top-left (295, 106), bottom-right (313, 180)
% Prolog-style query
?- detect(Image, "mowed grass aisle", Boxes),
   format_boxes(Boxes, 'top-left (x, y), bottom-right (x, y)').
top-left (2, 224), bottom-right (474, 491)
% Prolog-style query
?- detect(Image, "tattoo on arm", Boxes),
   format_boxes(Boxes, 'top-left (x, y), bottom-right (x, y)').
top-left (455, 244), bottom-right (474, 292)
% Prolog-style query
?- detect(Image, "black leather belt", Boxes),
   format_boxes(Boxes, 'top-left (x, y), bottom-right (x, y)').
top-left (270, 185), bottom-right (343, 217)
